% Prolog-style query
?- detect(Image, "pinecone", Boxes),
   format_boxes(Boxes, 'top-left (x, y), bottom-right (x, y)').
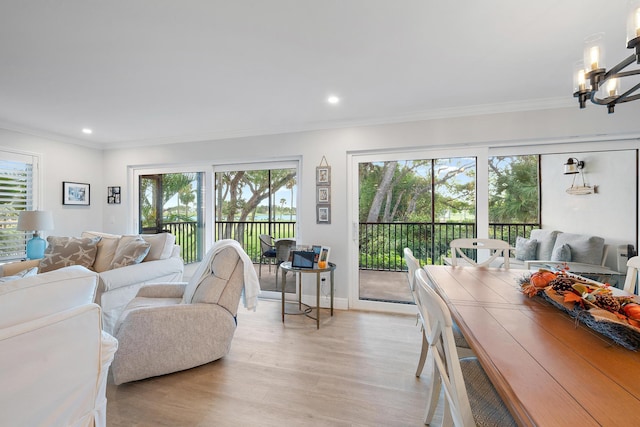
top-left (594, 294), bottom-right (621, 313)
top-left (549, 276), bottom-right (575, 294)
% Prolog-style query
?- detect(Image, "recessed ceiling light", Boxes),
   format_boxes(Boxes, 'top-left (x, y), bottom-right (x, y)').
top-left (327, 95), bottom-right (340, 105)
top-left (82, 128), bottom-right (93, 134)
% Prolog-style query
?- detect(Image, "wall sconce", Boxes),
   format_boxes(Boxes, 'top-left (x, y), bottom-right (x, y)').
top-left (564, 158), bottom-right (585, 174)
top-left (563, 157), bottom-right (596, 195)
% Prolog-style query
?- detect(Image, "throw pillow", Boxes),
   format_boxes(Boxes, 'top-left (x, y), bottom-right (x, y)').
top-left (140, 233), bottom-right (176, 261)
top-left (39, 236), bottom-right (101, 273)
top-left (552, 233), bottom-right (604, 265)
top-left (81, 231), bottom-right (122, 272)
top-left (0, 267), bottom-right (38, 283)
top-left (515, 237), bottom-right (538, 261)
top-left (551, 243), bottom-right (572, 262)
top-left (110, 236), bottom-right (151, 269)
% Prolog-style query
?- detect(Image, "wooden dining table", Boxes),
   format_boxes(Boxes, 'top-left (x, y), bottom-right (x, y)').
top-left (423, 265), bottom-right (640, 427)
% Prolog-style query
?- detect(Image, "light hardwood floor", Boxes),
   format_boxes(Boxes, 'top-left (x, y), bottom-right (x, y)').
top-left (106, 299), bottom-right (434, 426)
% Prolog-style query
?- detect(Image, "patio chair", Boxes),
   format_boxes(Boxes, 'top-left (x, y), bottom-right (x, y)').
top-left (259, 234), bottom-right (277, 278)
top-left (449, 238), bottom-right (511, 268)
top-left (414, 269), bottom-right (516, 426)
top-left (623, 255), bottom-right (640, 295)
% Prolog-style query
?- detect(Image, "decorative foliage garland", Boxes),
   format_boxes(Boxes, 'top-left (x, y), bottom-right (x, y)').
top-left (519, 266), bottom-right (640, 350)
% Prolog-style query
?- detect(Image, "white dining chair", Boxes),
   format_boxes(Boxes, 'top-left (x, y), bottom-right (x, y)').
top-left (414, 269), bottom-right (516, 426)
top-left (449, 238), bottom-right (511, 269)
top-left (623, 256), bottom-right (640, 295)
top-left (404, 248), bottom-right (471, 378)
top-left (404, 248), bottom-right (429, 376)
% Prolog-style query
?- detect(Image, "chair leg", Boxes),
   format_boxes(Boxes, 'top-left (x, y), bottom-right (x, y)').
top-left (415, 328), bottom-right (429, 377)
top-left (259, 258), bottom-right (262, 278)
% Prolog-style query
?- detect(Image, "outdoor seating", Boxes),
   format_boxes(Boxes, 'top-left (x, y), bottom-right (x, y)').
top-left (448, 238), bottom-right (511, 268)
top-left (259, 234), bottom-right (277, 278)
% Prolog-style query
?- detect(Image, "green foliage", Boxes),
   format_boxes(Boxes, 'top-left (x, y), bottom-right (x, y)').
top-left (489, 156), bottom-right (539, 223)
top-left (358, 155), bottom-right (539, 271)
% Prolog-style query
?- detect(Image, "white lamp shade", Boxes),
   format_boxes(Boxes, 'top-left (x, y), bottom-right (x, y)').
top-left (17, 211), bottom-right (54, 232)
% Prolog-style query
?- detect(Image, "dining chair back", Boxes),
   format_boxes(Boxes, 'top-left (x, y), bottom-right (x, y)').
top-left (623, 256), bottom-right (640, 295)
top-left (450, 238), bottom-right (511, 268)
top-left (404, 248), bottom-right (428, 376)
top-left (414, 269), bottom-right (516, 426)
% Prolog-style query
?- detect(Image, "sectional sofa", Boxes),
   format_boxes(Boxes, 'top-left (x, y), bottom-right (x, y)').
top-left (0, 231), bottom-right (184, 333)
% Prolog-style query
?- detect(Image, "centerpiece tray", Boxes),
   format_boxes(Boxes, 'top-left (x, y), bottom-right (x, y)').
top-left (520, 269), bottom-right (640, 350)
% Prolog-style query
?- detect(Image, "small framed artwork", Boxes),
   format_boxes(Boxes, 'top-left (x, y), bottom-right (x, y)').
top-left (317, 205), bottom-right (331, 224)
top-left (62, 181), bottom-right (90, 206)
top-left (317, 186), bottom-right (330, 204)
top-left (319, 246), bottom-right (331, 264)
top-left (316, 166), bottom-right (331, 185)
top-left (107, 186), bottom-right (121, 204)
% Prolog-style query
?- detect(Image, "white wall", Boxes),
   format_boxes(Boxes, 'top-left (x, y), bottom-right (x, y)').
top-left (100, 105), bottom-right (640, 305)
top-left (0, 129), bottom-right (104, 237)
top-left (541, 150), bottom-right (637, 270)
top-left (2, 104), bottom-right (639, 307)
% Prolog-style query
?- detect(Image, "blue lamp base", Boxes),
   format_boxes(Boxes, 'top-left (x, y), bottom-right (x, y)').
top-left (26, 236), bottom-right (46, 260)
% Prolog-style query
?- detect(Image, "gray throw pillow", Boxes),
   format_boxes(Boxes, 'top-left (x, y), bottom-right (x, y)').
top-left (515, 236), bottom-right (537, 261)
top-left (110, 236), bottom-right (151, 269)
top-left (39, 236), bottom-right (101, 273)
top-left (551, 243), bottom-right (572, 262)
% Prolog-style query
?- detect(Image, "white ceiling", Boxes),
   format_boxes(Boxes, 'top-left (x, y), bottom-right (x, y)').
top-left (0, 1), bottom-right (634, 149)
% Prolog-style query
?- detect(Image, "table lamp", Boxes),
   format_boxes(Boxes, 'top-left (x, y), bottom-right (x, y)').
top-left (17, 210), bottom-right (54, 259)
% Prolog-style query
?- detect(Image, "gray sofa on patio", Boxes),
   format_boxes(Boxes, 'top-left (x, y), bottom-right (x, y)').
top-left (505, 229), bottom-right (614, 273)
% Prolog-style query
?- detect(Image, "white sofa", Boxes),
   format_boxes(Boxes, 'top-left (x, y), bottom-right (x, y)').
top-left (0, 231), bottom-right (184, 334)
top-left (0, 266), bottom-right (118, 427)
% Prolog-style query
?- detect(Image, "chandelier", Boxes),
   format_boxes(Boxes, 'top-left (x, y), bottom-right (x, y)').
top-left (573, 2), bottom-right (640, 113)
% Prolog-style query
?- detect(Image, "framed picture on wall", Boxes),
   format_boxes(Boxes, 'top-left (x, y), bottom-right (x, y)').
top-left (317, 186), bottom-right (330, 204)
top-left (107, 186), bottom-right (121, 204)
top-left (316, 166), bottom-right (331, 185)
top-left (317, 205), bottom-right (331, 224)
top-left (62, 181), bottom-right (90, 206)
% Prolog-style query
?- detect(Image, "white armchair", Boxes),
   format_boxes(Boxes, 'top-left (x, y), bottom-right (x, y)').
top-left (0, 266), bottom-right (118, 427)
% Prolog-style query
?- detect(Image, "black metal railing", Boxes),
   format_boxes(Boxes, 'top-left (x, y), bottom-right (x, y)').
top-left (215, 221), bottom-right (296, 262)
top-left (163, 219), bottom-right (537, 270)
top-left (360, 222), bottom-right (539, 272)
top-left (162, 221), bottom-right (201, 264)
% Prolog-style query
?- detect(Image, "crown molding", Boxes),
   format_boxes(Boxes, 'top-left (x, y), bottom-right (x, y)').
top-left (1, 96), bottom-right (576, 150)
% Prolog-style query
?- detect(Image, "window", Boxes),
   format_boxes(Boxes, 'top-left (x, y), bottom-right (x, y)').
top-left (139, 172), bottom-right (205, 264)
top-left (0, 150), bottom-right (39, 261)
top-left (488, 155), bottom-right (540, 244)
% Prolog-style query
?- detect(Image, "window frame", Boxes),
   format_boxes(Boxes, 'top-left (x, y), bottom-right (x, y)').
top-left (0, 148), bottom-right (42, 261)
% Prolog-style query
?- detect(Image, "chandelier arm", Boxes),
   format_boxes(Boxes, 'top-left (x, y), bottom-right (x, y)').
top-left (602, 53), bottom-right (637, 80)
top-left (616, 83), bottom-right (640, 103)
top-left (591, 82), bottom-right (640, 106)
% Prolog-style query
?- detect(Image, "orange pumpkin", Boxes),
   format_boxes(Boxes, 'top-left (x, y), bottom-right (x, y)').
top-left (623, 303), bottom-right (640, 321)
top-left (530, 270), bottom-right (557, 288)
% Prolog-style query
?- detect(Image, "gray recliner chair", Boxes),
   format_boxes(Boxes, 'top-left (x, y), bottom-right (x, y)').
top-left (110, 240), bottom-right (259, 385)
